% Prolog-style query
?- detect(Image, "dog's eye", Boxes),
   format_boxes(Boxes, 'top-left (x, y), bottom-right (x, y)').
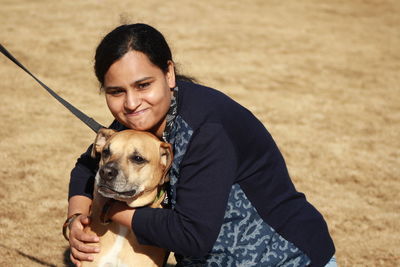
top-left (102, 148), bottom-right (111, 157)
top-left (131, 155), bottom-right (147, 164)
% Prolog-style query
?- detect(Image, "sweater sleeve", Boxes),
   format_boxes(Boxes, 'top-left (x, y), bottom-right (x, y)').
top-left (68, 144), bottom-right (99, 200)
top-left (132, 123), bottom-right (237, 257)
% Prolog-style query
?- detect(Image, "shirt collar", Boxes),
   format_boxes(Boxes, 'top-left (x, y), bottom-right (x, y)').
top-left (162, 86), bottom-right (178, 142)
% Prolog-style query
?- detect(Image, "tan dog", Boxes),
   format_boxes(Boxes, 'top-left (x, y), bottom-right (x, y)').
top-left (82, 128), bottom-right (173, 267)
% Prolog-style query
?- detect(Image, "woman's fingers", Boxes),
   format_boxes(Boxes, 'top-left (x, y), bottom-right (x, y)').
top-left (70, 237), bottom-right (100, 253)
top-left (79, 214), bottom-right (91, 226)
top-left (72, 228), bottom-right (100, 244)
top-left (70, 246), bottom-right (95, 263)
top-left (70, 253), bottom-right (82, 267)
top-left (69, 236), bottom-right (100, 263)
top-left (68, 214), bottom-right (100, 264)
top-left (70, 215), bottom-right (99, 243)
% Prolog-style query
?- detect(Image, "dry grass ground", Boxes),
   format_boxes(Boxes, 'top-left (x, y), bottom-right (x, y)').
top-left (0, 0), bottom-right (399, 266)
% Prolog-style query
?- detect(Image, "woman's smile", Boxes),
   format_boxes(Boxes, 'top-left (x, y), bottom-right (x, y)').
top-left (126, 108), bottom-right (149, 117)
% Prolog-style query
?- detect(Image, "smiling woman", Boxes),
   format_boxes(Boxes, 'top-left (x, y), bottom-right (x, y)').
top-left (66, 23), bottom-right (336, 267)
top-left (103, 51), bottom-right (175, 138)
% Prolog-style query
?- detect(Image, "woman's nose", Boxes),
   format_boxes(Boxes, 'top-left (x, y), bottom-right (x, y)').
top-left (124, 90), bottom-right (141, 110)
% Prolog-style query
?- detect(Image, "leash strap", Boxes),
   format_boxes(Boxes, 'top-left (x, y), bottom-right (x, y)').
top-left (0, 43), bottom-right (105, 133)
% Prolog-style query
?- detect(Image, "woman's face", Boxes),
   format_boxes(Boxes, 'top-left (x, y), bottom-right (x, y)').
top-left (103, 51), bottom-right (176, 137)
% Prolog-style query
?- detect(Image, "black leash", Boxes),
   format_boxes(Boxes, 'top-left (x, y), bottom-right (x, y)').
top-left (0, 43), bottom-right (105, 133)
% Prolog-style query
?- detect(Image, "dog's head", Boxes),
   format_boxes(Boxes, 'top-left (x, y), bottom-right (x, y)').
top-left (91, 128), bottom-right (173, 207)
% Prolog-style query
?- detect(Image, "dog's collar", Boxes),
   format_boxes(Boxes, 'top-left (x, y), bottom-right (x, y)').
top-left (152, 186), bottom-right (166, 207)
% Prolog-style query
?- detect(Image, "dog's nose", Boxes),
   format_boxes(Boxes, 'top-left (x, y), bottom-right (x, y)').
top-left (100, 164), bottom-right (118, 181)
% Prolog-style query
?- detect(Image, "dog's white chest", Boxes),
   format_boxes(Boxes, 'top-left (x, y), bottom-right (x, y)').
top-left (98, 226), bottom-right (129, 267)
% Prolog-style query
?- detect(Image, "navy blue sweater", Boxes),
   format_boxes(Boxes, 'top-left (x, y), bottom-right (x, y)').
top-left (69, 81), bottom-right (335, 266)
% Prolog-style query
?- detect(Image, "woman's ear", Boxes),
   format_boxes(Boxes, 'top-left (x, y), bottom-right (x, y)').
top-left (166, 60), bottom-right (176, 89)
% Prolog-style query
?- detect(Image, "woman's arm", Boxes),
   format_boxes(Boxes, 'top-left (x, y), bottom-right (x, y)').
top-left (131, 123), bottom-right (238, 257)
top-left (68, 195), bottom-right (92, 217)
top-left (67, 144), bottom-right (100, 266)
top-left (67, 195), bottom-right (100, 266)
top-left (107, 201), bottom-right (135, 228)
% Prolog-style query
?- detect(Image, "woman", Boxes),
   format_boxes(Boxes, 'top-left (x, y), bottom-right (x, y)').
top-left (66, 23), bottom-right (336, 266)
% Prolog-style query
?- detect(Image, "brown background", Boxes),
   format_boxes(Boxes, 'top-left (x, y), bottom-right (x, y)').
top-left (0, 0), bottom-right (399, 266)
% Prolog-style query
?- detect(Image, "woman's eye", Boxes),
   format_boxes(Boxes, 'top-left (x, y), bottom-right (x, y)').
top-left (106, 88), bottom-right (125, 96)
top-left (138, 82), bottom-right (150, 90)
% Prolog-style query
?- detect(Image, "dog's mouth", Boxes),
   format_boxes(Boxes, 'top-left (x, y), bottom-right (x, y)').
top-left (98, 185), bottom-right (140, 200)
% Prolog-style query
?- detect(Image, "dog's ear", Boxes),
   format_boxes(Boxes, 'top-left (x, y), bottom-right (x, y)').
top-left (159, 142), bottom-right (173, 184)
top-left (91, 128), bottom-right (117, 158)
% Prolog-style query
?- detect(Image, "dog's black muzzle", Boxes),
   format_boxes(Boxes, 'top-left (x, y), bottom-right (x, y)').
top-left (97, 162), bottom-right (137, 199)
top-left (99, 162), bottom-right (118, 181)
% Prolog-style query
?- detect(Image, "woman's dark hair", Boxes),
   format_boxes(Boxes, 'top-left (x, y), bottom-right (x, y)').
top-left (94, 23), bottom-right (194, 86)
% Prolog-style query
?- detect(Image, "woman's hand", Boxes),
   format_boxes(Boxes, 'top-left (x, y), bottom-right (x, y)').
top-left (69, 214), bottom-right (100, 266)
top-left (66, 197), bottom-right (135, 266)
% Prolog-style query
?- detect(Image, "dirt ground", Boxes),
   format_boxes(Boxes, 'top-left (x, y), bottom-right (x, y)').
top-left (0, 0), bottom-right (399, 266)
